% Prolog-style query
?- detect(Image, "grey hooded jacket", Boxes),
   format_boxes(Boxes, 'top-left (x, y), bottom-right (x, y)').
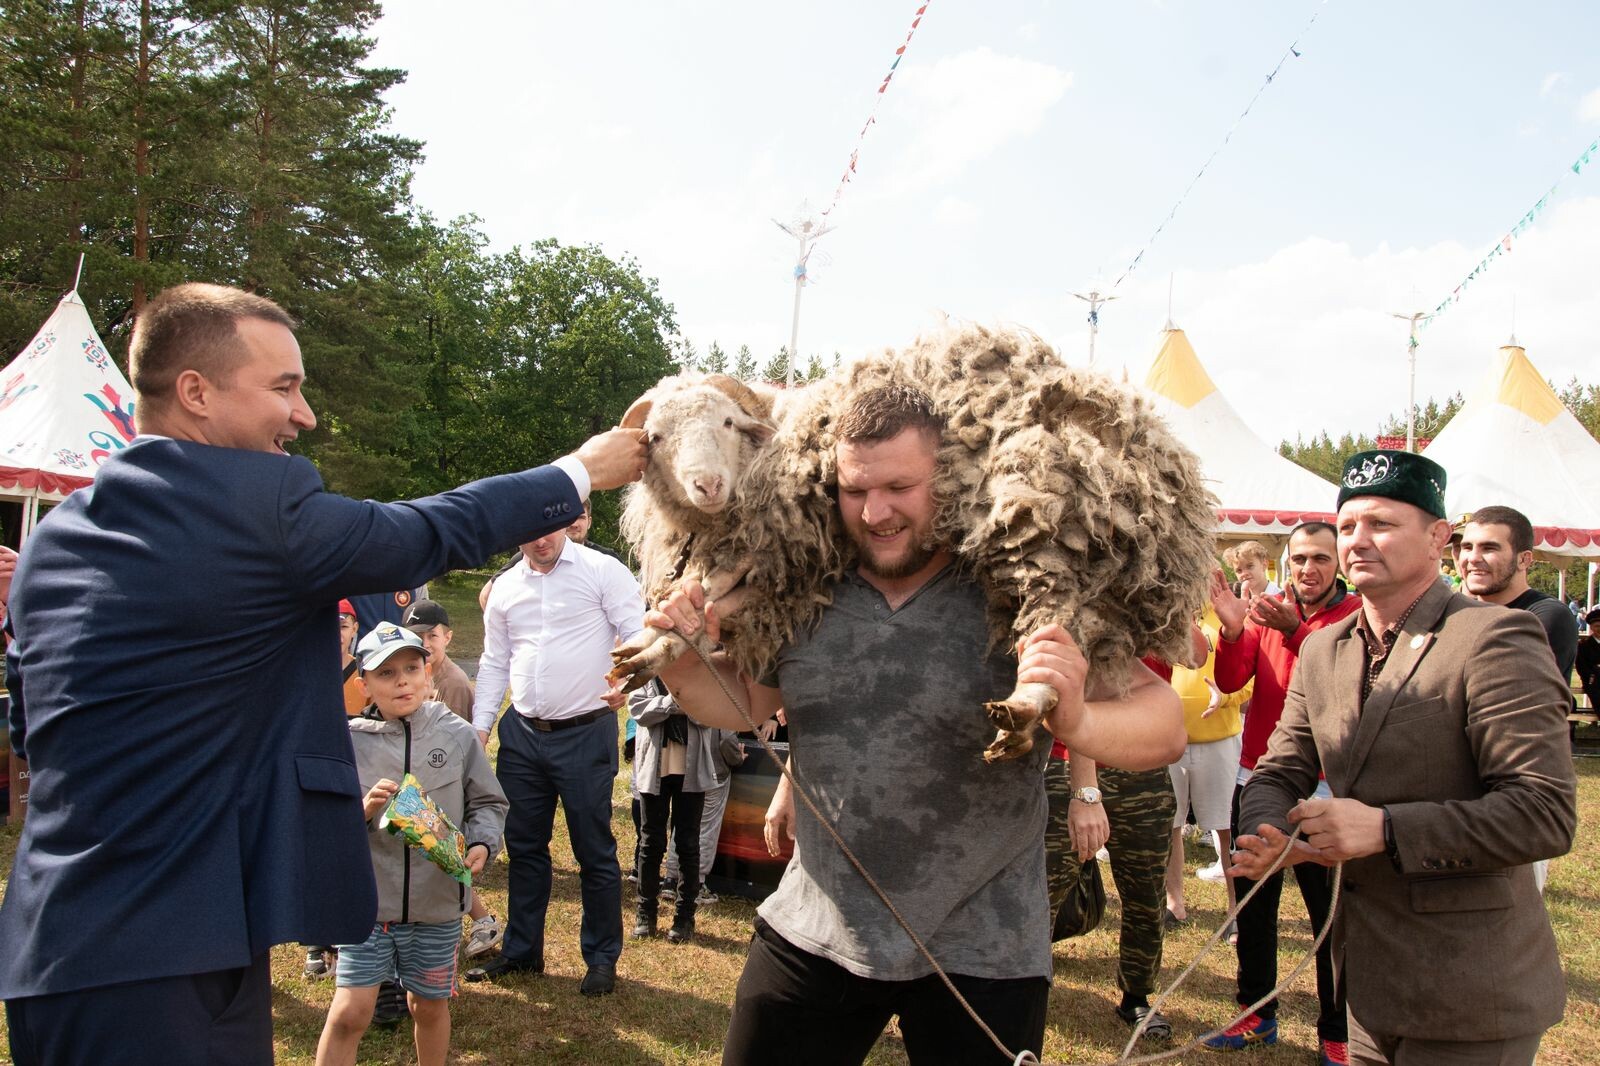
top-left (348, 700), bottom-right (508, 925)
top-left (629, 681), bottom-right (742, 795)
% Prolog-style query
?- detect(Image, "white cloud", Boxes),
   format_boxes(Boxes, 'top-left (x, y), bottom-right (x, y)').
top-left (875, 47), bottom-right (1072, 193)
top-left (1070, 197), bottom-right (1600, 445)
top-left (1540, 72), bottom-right (1566, 98)
top-left (1580, 87), bottom-right (1600, 124)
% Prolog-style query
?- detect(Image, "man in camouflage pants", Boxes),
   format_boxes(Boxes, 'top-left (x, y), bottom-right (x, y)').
top-left (1045, 745), bottom-right (1177, 1041)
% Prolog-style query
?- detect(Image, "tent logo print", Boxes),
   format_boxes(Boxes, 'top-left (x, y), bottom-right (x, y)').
top-left (81, 339), bottom-right (109, 371)
top-left (53, 449), bottom-right (87, 471)
top-left (0, 373), bottom-right (38, 414)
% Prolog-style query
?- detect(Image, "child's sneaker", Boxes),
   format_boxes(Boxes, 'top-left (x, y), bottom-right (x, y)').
top-left (1320, 1039), bottom-right (1350, 1066)
top-left (659, 876), bottom-right (679, 903)
top-left (696, 886), bottom-right (719, 907)
top-left (303, 947), bottom-right (333, 979)
top-left (1202, 1012), bottom-right (1277, 1050)
top-left (465, 914), bottom-right (504, 959)
top-left (371, 980), bottom-right (410, 1028)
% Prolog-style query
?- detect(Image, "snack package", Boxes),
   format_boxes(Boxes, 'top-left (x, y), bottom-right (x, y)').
top-left (380, 772), bottom-right (472, 886)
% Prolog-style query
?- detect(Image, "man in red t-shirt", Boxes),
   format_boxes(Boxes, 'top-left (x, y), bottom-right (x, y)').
top-left (1204, 522), bottom-right (1362, 1065)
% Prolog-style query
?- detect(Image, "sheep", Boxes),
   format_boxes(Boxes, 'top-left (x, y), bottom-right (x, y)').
top-left (608, 324), bottom-right (1217, 762)
top-left (611, 373), bottom-right (848, 696)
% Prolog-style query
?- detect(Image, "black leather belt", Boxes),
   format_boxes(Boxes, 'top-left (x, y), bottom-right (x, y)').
top-left (518, 706), bottom-right (613, 732)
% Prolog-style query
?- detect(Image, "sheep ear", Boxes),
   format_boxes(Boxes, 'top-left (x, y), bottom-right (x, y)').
top-left (736, 413), bottom-right (776, 445)
top-left (620, 397), bottom-right (653, 430)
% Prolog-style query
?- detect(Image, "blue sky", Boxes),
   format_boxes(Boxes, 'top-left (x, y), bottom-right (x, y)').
top-left (370, 1), bottom-right (1600, 443)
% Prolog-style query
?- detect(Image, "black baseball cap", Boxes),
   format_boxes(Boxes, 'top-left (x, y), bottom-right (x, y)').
top-left (401, 599), bottom-right (451, 629)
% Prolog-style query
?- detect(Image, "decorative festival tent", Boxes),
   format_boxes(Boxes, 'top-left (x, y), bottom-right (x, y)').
top-left (1422, 342), bottom-right (1600, 561)
top-left (0, 288), bottom-right (137, 541)
top-left (1140, 326), bottom-right (1338, 539)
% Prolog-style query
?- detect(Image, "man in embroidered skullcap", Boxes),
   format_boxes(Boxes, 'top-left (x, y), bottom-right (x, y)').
top-left (1230, 449), bottom-right (1575, 1066)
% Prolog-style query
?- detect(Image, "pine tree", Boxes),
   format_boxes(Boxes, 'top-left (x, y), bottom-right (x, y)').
top-left (804, 352), bottom-right (826, 381)
top-left (733, 343), bottom-right (757, 379)
top-left (761, 346), bottom-right (790, 383)
top-left (702, 340), bottom-right (728, 374)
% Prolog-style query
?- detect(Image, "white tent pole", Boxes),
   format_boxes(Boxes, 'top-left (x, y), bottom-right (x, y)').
top-left (71, 253), bottom-right (85, 293)
top-left (1557, 569), bottom-right (1567, 602)
top-left (1588, 562), bottom-right (1596, 614)
top-left (20, 495), bottom-right (39, 543)
top-left (1388, 310), bottom-right (1430, 451)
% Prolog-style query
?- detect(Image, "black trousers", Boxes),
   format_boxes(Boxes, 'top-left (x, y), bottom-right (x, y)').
top-left (5, 953), bottom-right (272, 1066)
top-left (638, 773), bottom-right (704, 903)
top-left (1230, 782), bottom-right (1347, 1041)
top-left (496, 709), bottom-right (623, 968)
top-left (723, 918), bottom-right (1049, 1066)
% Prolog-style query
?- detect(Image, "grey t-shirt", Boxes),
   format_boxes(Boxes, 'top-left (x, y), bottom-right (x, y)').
top-left (758, 565), bottom-right (1053, 982)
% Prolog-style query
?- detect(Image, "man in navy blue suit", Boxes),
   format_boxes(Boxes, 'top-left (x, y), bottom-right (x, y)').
top-left (0, 283), bottom-right (647, 1066)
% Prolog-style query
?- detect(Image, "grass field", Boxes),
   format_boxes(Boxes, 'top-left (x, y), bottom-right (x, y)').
top-left (2, 741), bottom-right (1596, 1064)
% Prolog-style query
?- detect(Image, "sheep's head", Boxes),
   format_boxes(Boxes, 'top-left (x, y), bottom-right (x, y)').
top-left (622, 374), bottom-right (777, 516)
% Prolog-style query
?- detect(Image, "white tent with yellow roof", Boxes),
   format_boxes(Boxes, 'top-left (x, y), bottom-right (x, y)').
top-left (1141, 326), bottom-right (1338, 539)
top-left (1422, 341), bottom-right (1600, 559)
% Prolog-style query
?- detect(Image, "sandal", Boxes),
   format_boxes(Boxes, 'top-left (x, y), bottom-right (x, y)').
top-left (1115, 1004), bottom-right (1173, 1042)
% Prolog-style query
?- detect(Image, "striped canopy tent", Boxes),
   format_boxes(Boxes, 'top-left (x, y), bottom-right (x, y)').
top-left (0, 288), bottom-right (137, 541)
top-left (1423, 342), bottom-right (1600, 561)
top-left (1140, 326), bottom-right (1337, 540)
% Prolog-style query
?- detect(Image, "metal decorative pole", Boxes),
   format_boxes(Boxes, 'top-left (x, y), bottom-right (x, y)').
top-left (1070, 288), bottom-right (1117, 365)
top-left (774, 215), bottom-right (834, 385)
top-left (1388, 310), bottom-right (1431, 451)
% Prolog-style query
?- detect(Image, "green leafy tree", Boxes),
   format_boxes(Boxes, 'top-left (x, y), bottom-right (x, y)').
top-left (457, 240), bottom-right (677, 541)
top-left (1558, 378), bottom-right (1600, 442)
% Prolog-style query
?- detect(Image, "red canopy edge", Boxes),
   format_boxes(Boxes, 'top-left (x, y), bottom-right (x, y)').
top-left (1217, 509), bottom-right (1337, 528)
top-left (0, 465), bottom-right (94, 495)
top-left (1534, 527), bottom-right (1595, 549)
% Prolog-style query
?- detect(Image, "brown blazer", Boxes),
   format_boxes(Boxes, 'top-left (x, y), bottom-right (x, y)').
top-left (1240, 579), bottom-right (1576, 1042)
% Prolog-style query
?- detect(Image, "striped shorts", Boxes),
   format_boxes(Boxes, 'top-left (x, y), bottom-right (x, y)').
top-left (335, 919), bottom-right (460, 999)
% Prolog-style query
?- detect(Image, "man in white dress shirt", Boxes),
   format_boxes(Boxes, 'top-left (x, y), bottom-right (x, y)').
top-left (464, 527), bottom-right (644, 995)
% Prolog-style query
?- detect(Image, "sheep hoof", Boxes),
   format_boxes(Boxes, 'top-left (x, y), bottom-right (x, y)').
top-left (983, 682), bottom-right (1058, 734)
top-left (982, 722), bottom-right (1040, 763)
top-left (607, 627), bottom-right (690, 692)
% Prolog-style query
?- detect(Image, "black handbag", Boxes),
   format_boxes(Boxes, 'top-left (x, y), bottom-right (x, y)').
top-left (1051, 857), bottom-right (1107, 941)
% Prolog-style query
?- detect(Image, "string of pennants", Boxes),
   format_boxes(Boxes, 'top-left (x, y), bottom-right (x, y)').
top-left (818, 1), bottom-right (933, 222)
top-left (1110, 1), bottom-right (1328, 291)
top-left (1418, 133), bottom-right (1600, 333)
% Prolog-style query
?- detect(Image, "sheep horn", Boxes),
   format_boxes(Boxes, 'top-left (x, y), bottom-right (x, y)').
top-left (704, 374), bottom-right (773, 421)
top-left (620, 396), bottom-right (653, 430)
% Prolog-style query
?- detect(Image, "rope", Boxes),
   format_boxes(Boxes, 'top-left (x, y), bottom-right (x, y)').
top-left (685, 640), bottom-right (1343, 1064)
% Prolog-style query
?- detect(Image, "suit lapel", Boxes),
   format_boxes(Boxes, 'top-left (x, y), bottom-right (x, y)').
top-left (1323, 626), bottom-right (1367, 789)
top-left (1345, 579), bottom-right (1454, 780)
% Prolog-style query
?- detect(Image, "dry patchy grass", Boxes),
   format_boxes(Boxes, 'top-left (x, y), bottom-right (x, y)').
top-left (3, 751), bottom-right (1597, 1064)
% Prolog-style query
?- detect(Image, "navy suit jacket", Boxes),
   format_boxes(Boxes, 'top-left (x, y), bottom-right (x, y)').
top-left (0, 439), bottom-right (581, 998)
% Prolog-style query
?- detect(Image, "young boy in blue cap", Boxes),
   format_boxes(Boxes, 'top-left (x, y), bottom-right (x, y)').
top-left (314, 623), bottom-right (508, 1066)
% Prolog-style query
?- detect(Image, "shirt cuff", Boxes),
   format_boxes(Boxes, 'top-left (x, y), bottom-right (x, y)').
top-left (552, 454), bottom-right (591, 502)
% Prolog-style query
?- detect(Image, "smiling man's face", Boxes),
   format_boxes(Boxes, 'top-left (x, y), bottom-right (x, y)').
top-left (836, 427), bottom-right (944, 582)
top-left (202, 317), bottom-right (317, 455)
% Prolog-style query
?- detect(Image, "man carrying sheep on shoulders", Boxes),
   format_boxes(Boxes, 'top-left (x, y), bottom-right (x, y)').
top-left (652, 383), bottom-right (1186, 1066)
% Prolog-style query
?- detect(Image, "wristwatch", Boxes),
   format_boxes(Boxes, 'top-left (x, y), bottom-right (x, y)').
top-left (1072, 786), bottom-right (1103, 805)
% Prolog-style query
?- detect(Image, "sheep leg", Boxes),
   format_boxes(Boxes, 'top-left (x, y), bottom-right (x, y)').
top-left (982, 720), bottom-right (1042, 764)
top-left (606, 562), bottom-right (755, 692)
top-left (980, 682), bottom-right (1058, 764)
top-left (607, 628), bottom-right (713, 693)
